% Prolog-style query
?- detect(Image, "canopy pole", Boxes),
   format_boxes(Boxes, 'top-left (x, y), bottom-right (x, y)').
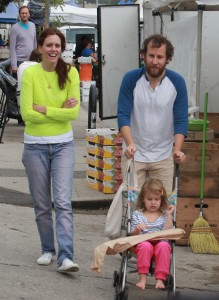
top-left (196, 5), bottom-right (205, 117)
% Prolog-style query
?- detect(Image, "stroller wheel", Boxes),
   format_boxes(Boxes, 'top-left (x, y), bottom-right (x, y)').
top-left (173, 291), bottom-right (181, 300)
top-left (113, 270), bottom-right (119, 287)
top-left (122, 286), bottom-right (128, 300)
top-left (166, 274), bottom-right (174, 290)
top-left (114, 286), bottom-right (128, 300)
top-left (114, 285), bottom-right (121, 300)
top-left (167, 290), bottom-right (181, 300)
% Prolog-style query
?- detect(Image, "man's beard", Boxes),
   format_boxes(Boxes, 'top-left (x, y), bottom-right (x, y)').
top-left (146, 66), bottom-right (165, 79)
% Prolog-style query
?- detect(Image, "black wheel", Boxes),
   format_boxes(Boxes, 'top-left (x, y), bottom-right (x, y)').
top-left (165, 274), bottom-right (174, 290)
top-left (113, 270), bottom-right (119, 287)
top-left (174, 291), bottom-right (181, 300)
top-left (114, 285), bottom-right (121, 300)
top-left (88, 83), bottom-right (97, 129)
top-left (122, 286), bottom-right (128, 300)
top-left (114, 286), bottom-right (128, 300)
top-left (167, 290), bottom-right (181, 300)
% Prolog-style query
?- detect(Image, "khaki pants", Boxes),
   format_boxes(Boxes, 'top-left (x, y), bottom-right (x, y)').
top-left (121, 153), bottom-right (174, 195)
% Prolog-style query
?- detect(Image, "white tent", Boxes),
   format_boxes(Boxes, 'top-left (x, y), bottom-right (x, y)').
top-left (142, 0), bottom-right (219, 112)
top-left (50, 5), bottom-right (97, 27)
top-left (143, 0), bottom-right (219, 11)
top-left (50, 4), bottom-right (143, 27)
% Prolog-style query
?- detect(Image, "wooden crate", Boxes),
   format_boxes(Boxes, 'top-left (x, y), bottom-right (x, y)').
top-left (179, 142), bottom-right (219, 197)
top-left (176, 197), bottom-right (219, 246)
top-left (185, 128), bottom-right (214, 142)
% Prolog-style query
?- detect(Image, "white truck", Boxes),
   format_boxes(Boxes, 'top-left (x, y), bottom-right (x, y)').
top-left (59, 26), bottom-right (98, 64)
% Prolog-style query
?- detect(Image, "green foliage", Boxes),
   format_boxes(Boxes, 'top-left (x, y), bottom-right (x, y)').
top-left (32, 0), bottom-right (65, 7)
top-left (77, 0), bottom-right (119, 5)
top-left (0, 0), bottom-right (11, 13)
top-left (50, 17), bottom-right (64, 28)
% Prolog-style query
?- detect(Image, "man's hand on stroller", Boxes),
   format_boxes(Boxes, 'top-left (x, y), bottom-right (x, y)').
top-left (173, 150), bottom-right (186, 164)
top-left (125, 143), bottom-right (137, 159)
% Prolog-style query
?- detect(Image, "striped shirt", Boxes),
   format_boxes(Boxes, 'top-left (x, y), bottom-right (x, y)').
top-left (131, 210), bottom-right (167, 234)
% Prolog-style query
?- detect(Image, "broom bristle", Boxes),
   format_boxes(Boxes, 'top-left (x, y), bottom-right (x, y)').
top-left (189, 217), bottom-right (219, 254)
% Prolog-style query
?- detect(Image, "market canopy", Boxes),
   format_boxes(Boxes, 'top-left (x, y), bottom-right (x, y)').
top-left (50, 3), bottom-right (143, 27)
top-left (63, 0), bottom-right (79, 6)
top-left (50, 5), bottom-right (97, 27)
top-left (0, 1), bottom-right (18, 24)
top-left (143, 0), bottom-right (219, 11)
top-left (143, 0), bottom-right (219, 111)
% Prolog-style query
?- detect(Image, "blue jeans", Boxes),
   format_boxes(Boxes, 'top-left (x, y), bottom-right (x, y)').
top-left (22, 141), bottom-right (75, 266)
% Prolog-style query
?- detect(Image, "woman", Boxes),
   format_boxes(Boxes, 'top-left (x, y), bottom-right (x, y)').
top-left (20, 28), bottom-right (80, 272)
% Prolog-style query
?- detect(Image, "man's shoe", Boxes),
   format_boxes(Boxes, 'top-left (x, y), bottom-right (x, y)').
top-left (57, 258), bottom-right (79, 273)
top-left (37, 252), bottom-right (53, 265)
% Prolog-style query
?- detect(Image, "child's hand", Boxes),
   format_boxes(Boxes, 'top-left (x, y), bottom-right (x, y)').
top-left (166, 205), bottom-right (175, 215)
top-left (132, 223), bottom-right (148, 235)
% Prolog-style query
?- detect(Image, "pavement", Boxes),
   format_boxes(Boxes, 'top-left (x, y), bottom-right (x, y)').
top-left (0, 102), bottom-right (118, 210)
top-left (0, 103), bottom-right (219, 300)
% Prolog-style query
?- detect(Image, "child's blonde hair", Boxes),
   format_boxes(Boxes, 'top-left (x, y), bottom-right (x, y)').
top-left (135, 178), bottom-right (169, 212)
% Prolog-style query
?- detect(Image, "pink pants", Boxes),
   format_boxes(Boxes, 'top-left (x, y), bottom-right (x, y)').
top-left (135, 240), bottom-right (171, 281)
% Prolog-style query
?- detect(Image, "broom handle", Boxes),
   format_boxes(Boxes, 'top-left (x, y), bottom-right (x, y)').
top-left (200, 92), bottom-right (208, 217)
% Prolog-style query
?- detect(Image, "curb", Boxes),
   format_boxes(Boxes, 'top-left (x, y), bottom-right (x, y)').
top-left (0, 187), bottom-right (112, 211)
top-left (73, 198), bottom-right (112, 211)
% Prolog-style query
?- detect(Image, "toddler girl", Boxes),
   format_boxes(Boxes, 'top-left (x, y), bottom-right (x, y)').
top-left (131, 178), bottom-right (175, 290)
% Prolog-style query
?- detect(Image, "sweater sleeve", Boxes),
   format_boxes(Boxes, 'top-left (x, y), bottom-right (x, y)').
top-left (117, 72), bottom-right (134, 129)
top-left (117, 68), bottom-right (144, 130)
top-left (20, 68), bottom-right (52, 123)
top-left (9, 26), bottom-right (17, 69)
top-left (46, 67), bottom-right (80, 121)
top-left (20, 66), bottom-right (80, 123)
top-left (169, 72), bottom-right (188, 136)
top-left (33, 25), bottom-right (37, 49)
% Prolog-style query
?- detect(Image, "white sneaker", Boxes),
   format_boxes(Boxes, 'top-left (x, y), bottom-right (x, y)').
top-left (37, 252), bottom-right (53, 265)
top-left (57, 258), bottom-right (79, 273)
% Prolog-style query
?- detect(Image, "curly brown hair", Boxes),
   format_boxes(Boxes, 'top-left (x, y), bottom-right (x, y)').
top-left (37, 27), bottom-right (71, 90)
top-left (140, 34), bottom-right (174, 62)
top-left (135, 178), bottom-right (169, 212)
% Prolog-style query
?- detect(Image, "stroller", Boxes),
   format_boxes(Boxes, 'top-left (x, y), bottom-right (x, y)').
top-left (112, 164), bottom-right (181, 300)
top-left (0, 66), bottom-right (21, 142)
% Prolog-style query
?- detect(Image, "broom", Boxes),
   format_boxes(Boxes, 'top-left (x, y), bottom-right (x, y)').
top-left (189, 92), bottom-right (219, 254)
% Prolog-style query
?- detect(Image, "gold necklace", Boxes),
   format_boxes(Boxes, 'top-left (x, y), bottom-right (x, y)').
top-left (43, 69), bottom-right (56, 89)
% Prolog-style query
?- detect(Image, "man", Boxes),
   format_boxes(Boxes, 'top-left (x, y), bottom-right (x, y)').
top-left (10, 6), bottom-right (37, 77)
top-left (117, 34), bottom-right (188, 194)
top-left (81, 39), bottom-right (97, 63)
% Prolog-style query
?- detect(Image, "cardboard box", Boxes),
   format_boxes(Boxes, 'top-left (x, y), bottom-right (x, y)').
top-left (78, 57), bottom-right (92, 63)
top-left (176, 197), bottom-right (219, 245)
top-left (86, 165), bottom-right (122, 181)
top-left (179, 142), bottom-right (219, 197)
top-left (86, 153), bottom-right (121, 170)
top-left (81, 94), bottom-right (89, 103)
top-left (86, 142), bottom-right (123, 158)
top-left (86, 175), bottom-right (122, 194)
top-left (80, 81), bottom-right (95, 89)
top-left (86, 128), bottom-right (123, 145)
top-left (80, 88), bottom-right (90, 96)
